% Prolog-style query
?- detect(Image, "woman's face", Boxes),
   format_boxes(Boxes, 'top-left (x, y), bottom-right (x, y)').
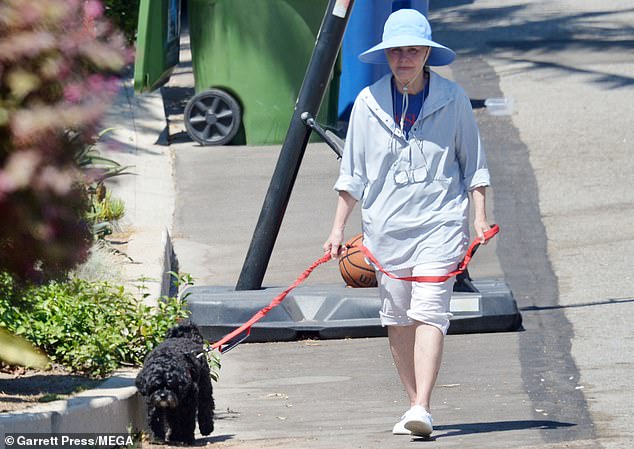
top-left (385, 46), bottom-right (430, 82)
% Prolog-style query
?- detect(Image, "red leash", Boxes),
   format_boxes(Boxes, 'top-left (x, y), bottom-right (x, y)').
top-left (354, 224), bottom-right (500, 283)
top-left (205, 253), bottom-right (332, 354)
top-left (202, 224), bottom-right (499, 354)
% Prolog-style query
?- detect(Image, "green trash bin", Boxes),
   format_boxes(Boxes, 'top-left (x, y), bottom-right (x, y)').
top-left (134, 0), bottom-right (182, 93)
top-left (186, 0), bottom-right (339, 146)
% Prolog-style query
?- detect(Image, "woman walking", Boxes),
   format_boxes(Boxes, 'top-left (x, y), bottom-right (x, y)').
top-left (323, 9), bottom-right (491, 437)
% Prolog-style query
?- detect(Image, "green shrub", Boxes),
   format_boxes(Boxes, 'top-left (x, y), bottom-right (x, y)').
top-left (71, 128), bottom-right (134, 240)
top-left (0, 272), bottom-right (190, 377)
top-left (88, 190), bottom-right (126, 226)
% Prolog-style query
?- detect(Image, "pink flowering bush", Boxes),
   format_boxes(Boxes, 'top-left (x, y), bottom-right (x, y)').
top-left (0, 0), bottom-right (131, 281)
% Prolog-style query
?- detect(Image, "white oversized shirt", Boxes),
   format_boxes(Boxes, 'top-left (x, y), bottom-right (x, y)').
top-left (334, 72), bottom-right (490, 270)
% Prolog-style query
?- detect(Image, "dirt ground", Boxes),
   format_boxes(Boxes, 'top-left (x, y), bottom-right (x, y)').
top-left (0, 365), bottom-right (101, 413)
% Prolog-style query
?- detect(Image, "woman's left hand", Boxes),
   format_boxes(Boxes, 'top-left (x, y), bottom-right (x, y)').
top-left (473, 218), bottom-right (491, 244)
top-left (470, 187), bottom-right (490, 244)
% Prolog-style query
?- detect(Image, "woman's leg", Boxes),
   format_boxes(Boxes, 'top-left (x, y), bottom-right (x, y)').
top-left (379, 268), bottom-right (418, 406)
top-left (413, 323), bottom-right (444, 411)
top-left (407, 262), bottom-right (456, 411)
top-left (387, 325), bottom-right (417, 405)
top-left (388, 322), bottom-right (444, 410)
top-left (380, 263), bottom-right (453, 411)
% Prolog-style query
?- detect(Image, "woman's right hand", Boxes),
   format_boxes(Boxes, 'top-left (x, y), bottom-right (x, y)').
top-left (323, 230), bottom-right (344, 260)
top-left (324, 191), bottom-right (357, 260)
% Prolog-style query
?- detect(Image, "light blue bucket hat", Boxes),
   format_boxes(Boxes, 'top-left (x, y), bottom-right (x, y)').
top-left (359, 9), bottom-right (455, 66)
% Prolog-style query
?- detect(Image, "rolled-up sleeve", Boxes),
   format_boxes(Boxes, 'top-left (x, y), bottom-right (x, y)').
top-left (455, 93), bottom-right (491, 190)
top-left (334, 101), bottom-right (367, 201)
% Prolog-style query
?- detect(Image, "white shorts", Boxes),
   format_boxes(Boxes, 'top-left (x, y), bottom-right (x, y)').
top-left (377, 260), bottom-right (459, 335)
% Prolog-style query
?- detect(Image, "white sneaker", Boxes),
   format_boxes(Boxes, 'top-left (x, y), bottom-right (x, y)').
top-left (392, 412), bottom-right (412, 435)
top-left (403, 405), bottom-right (433, 437)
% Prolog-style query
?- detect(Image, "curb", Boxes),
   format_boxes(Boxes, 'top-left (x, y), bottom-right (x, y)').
top-left (0, 370), bottom-right (144, 438)
top-left (125, 226), bottom-right (176, 303)
top-left (103, 73), bottom-right (176, 305)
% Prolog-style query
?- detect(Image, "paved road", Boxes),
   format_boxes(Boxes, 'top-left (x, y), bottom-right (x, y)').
top-left (166, 1), bottom-right (633, 448)
top-left (430, 1), bottom-right (634, 447)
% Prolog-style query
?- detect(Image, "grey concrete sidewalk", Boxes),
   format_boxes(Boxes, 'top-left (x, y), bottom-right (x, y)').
top-left (100, 75), bottom-right (176, 304)
top-left (429, 2), bottom-right (634, 448)
top-left (167, 2), bottom-right (633, 449)
top-left (206, 336), bottom-right (600, 449)
top-left (166, 17), bottom-right (567, 449)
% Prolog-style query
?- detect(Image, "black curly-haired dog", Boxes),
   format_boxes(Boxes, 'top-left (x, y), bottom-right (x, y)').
top-left (135, 323), bottom-right (214, 444)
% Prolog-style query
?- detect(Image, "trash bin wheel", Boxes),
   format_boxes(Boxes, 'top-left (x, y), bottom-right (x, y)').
top-left (184, 89), bottom-right (241, 145)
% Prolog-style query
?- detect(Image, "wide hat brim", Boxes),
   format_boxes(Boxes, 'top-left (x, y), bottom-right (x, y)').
top-left (359, 36), bottom-right (456, 66)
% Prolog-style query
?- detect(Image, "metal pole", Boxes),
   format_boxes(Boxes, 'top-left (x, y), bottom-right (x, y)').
top-left (236, 0), bottom-right (355, 290)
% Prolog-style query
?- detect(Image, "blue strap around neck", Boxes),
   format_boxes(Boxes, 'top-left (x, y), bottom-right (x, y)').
top-left (392, 77), bottom-right (428, 138)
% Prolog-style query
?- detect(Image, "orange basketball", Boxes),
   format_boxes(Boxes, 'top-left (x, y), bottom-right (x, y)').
top-left (338, 234), bottom-right (377, 288)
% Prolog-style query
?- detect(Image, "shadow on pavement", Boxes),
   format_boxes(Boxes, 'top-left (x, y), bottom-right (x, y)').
top-left (432, 419), bottom-right (576, 438)
top-left (432, 2), bottom-right (634, 89)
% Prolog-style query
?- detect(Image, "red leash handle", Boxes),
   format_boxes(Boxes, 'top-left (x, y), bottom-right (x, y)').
top-left (207, 253), bottom-right (332, 353)
top-left (354, 224), bottom-right (500, 283)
